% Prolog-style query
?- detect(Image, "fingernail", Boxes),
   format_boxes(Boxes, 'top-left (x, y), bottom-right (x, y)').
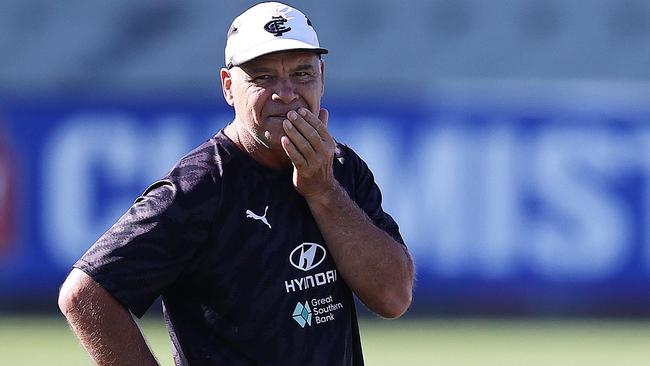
top-left (298, 108), bottom-right (307, 116)
top-left (283, 119), bottom-right (292, 129)
top-left (288, 111), bottom-right (297, 120)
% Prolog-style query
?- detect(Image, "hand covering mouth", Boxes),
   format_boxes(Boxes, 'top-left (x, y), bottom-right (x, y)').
top-left (267, 107), bottom-right (308, 119)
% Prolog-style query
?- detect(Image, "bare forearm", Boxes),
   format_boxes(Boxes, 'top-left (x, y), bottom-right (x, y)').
top-left (306, 183), bottom-right (414, 318)
top-left (279, 107), bottom-right (413, 317)
top-left (59, 269), bottom-right (158, 366)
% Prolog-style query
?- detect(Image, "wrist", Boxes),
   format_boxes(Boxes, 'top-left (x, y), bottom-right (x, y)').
top-left (304, 181), bottom-right (346, 208)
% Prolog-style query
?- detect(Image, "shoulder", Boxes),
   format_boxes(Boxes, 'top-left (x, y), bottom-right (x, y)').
top-left (164, 132), bottom-right (237, 194)
top-left (333, 141), bottom-right (370, 176)
top-left (136, 132), bottom-right (238, 210)
top-left (333, 141), bottom-right (377, 199)
top-left (334, 141), bottom-right (363, 166)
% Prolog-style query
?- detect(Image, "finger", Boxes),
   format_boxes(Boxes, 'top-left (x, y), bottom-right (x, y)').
top-left (283, 118), bottom-right (316, 162)
top-left (287, 110), bottom-right (322, 154)
top-left (293, 108), bottom-right (333, 151)
top-left (296, 108), bottom-right (326, 136)
top-left (318, 108), bottom-right (335, 145)
top-left (319, 108), bottom-right (329, 127)
top-left (281, 135), bottom-right (307, 169)
top-left (299, 108), bottom-right (334, 146)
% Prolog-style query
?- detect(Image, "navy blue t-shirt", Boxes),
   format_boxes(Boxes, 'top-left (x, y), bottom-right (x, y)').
top-left (75, 131), bottom-right (404, 365)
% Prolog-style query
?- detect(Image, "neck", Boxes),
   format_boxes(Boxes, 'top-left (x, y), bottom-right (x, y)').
top-left (224, 122), bottom-right (291, 170)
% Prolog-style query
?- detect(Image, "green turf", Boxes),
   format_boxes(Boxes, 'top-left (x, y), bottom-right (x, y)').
top-left (2, 315), bottom-right (650, 365)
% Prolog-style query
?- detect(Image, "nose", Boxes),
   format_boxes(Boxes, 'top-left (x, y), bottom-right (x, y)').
top-left (271, 78), bottom-right (298, 104)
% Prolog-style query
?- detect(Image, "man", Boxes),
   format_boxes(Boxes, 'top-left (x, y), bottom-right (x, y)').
top-left (58, 2), bottom-right (414, 365)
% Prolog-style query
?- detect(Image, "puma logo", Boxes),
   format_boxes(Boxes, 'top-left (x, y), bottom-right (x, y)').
top-left (246, 206), bottom-right (272, 229)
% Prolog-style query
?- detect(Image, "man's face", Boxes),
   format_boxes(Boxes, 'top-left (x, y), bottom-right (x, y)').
top-left (221, 51), bottom-right (324, 151)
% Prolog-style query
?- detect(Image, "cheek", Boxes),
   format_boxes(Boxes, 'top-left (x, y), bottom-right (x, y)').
top-left (247, 91), bottom-right (265, 116)
top-left (301, 84), bottom-right (322, 110)
top-left (234, 87), bottom-right (263, 112)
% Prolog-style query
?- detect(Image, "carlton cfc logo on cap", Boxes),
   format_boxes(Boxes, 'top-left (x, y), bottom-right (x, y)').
top-left (264, 15), bottom-right (291, 36)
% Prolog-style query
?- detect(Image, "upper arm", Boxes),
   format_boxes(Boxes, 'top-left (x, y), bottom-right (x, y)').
top-left (339, 145), bottom-right (405, 245)
top-left (72, 178), bottom-right (218, 318)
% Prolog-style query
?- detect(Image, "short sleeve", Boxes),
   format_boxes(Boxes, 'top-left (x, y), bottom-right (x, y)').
top-left (74, 177), bottom-right (217, 318)
top-left (342, 146), bottom-right (405, 246)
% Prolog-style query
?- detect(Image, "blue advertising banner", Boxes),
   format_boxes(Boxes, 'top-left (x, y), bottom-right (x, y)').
top-left (2, 90), bottom-right (650, 315)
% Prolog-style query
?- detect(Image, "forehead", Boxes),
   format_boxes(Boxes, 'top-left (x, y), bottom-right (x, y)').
top-left (241, 51), bottom-right (321, 70)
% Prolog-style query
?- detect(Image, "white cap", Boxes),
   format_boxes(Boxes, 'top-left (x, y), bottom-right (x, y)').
top-left (224, 2), bottom-right (328, 68)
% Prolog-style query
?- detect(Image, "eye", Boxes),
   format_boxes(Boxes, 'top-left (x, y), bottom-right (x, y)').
top-left (293, 71), bottom-right (314, 81)
top-left (253, 74), bottom-right (273, 81)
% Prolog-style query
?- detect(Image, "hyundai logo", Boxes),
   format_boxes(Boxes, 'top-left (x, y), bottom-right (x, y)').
top-left (289, 243), bottom-right (326, 272)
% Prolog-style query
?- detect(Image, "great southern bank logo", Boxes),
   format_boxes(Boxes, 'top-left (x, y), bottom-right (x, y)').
top-left (291, 297), bottom-right (343, 328)
top-left (289, 243), bottom-right (326, 272)
top-left (292, 301), bottom-right (312, 328)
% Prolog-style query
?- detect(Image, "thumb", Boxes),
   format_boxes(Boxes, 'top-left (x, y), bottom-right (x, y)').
top-left (319, 108), bottom-right (329, 127)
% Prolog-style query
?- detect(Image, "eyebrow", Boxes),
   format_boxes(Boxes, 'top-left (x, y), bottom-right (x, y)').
top-left (247, 66), bottom-right (274, 74)
top-left (246, 63), bottom-right (316, 74)
top-left (293, 64), bottom-right (315, 72)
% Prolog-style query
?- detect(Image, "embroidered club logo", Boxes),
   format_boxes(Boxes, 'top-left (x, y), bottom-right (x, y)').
top-left (289, 243), bottom-right (326, 272)
top-left (292, 301), bottom-right (312, 328)
top-left (264, 15), bottom-right (291, 36)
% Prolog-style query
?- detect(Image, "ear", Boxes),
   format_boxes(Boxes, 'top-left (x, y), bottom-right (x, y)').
top-left (319, 60), bottom-right (325, 96)
top-left (220, 68), bottom-right (235, 106)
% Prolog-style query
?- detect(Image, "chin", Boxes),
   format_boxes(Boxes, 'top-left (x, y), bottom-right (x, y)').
top-left (262, 129), bottom-right (283, 148)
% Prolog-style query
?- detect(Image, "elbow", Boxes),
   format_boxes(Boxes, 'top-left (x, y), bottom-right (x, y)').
top-left (375, 283), bottom-right (413, 319)
top-left (58, 269), bottom-right (89, 317)
top-left (373, 259), bottom-right (415, 319)
top-left (58, 276), bottom-right (78, 317)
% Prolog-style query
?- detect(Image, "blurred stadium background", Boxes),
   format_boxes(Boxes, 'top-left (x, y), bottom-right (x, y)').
top-left (2, 0), bottom-right (650, 364)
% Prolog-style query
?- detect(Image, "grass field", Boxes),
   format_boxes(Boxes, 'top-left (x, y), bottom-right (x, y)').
top-left (2, 315), bottom-right (650, 365)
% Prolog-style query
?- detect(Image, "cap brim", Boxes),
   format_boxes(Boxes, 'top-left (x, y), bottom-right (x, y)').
top-left (230, 39), bottom-right (328, 67)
